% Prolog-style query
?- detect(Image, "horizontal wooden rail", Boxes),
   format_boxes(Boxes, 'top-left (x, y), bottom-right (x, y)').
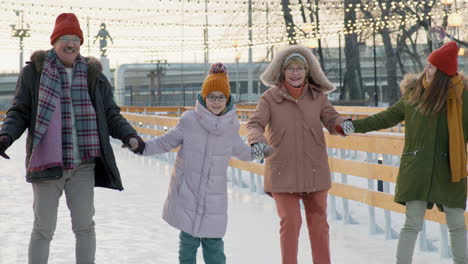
top-left (123, 114), bottom-right (406, 155)
top-left (236, 104), bottom-right (257, 110)
top-left (119, 106), bottom-right (404, 133)
top-left (123, 113), bottom-right (405, 155)
top-left (121, 106), bottom-right (189, 113)
top-left (334, 106), bottom-right (387, 113)
top-left (329, 182), bottom-right (464, 225)
top-left (328, 157), bottom-right (399, 183)
top-left (0, 111), bottom-right (6, 123)
top-left (122, 106), bottom-right (388, 114)
top-left (325, 132), bottom-right (404, 155)
top-left (121, 105), bottom-right (404, 132)
top-left (123, 113), bottom-right (179, 127)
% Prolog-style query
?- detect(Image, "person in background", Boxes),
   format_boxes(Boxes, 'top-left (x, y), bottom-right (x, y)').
top-left (137, 63), bottom-right (273, 264)
top-left (0, 13), bottom-right (144, 264)
top-left (338, 41), bottom-right (468, 264)
top-left (247, 44), bottom-right (348, 264)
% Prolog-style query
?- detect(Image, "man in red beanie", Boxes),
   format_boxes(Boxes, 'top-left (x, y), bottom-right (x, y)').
top-left (0, 13), bottom-right (145, 264)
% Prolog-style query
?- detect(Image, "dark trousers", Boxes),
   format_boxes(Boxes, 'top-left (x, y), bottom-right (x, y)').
top-left (179, 231), bottom-right (226, 264)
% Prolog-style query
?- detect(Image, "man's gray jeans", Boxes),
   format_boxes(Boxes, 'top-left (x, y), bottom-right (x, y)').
top-left (396, 200), bottom-right (467, 264)
top-left (28, 161), bottom-right (96, 264)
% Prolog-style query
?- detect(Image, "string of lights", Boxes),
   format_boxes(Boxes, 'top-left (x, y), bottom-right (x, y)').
top-left (1, 0), bottom-right (465, 67)
top-left (2, 4), bottom-right (463, 32)
top-left (1, 0), bottom-right (462, 17)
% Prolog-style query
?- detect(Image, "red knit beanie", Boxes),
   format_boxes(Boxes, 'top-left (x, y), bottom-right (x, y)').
top-left (427, 41), bottom-right (458, 76)
top-left (50, 13), bottom-right (84, 45)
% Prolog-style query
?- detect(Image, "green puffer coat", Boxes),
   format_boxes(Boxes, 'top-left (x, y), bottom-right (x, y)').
top-left (352, 74), bottom-right (468, 210)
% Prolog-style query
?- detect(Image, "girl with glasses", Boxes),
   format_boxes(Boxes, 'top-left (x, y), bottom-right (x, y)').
top-left (138, 63), bottom-right (272, 264)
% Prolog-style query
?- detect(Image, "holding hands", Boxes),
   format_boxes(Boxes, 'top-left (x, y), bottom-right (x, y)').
top-left (335, 120), bottom-right (355, 136)
top-left (122, 134), bottom-right (145, 154)
top-left (251, 142), bottom-right (275, 161)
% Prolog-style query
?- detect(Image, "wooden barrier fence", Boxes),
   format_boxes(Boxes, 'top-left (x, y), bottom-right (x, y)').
top-left (122, 112), bottom-right (467, 228)
top-left (120, 113), bottom-right (460, 258)
top-left (0, 106), bottom-right (465, 256)
top-left (0, 107), bottom-right (460, 224)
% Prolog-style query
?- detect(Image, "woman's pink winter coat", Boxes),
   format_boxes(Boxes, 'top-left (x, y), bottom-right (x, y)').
top-left (246, 44), bottom-right (347, 194)
top-left (143, 101), bottom-right (252, 238)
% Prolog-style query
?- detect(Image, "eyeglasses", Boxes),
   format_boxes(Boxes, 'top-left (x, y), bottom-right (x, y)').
top-left (285, 67), bottom-right (306, 74)
top-left (206, 94), bottom-right (227, 102)
top-left (59, 36), bottom-right (81, 44)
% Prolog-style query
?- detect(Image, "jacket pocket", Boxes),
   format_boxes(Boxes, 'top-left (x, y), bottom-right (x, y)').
top-left (400, 147), bottom-right (422, 167)
top-left (401, 149), bottom-right (421, 157)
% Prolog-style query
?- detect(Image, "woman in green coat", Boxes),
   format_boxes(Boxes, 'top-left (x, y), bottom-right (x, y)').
top-left (338, 41), bottom-right (467, 264)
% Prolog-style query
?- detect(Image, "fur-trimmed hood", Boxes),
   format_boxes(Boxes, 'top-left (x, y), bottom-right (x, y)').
top-left (399, 72), bottom-right (468, 94)
top-left (260, 44), bottom-right (335, 93)
top-left (29, 50), bottom-right (103, 83)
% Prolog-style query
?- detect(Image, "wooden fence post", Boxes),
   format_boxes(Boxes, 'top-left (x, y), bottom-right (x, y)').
top-left (340, 149), bottom-right (358, 224)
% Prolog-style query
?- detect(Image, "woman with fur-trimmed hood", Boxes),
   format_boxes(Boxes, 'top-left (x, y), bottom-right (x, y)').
top-left (339, 41), bottom-right (468, 263)
top-left (246, 45), bottom-right (347, 264)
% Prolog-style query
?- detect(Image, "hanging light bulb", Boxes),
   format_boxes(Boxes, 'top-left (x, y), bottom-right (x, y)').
top-left (306, 38), bottom-right (318, 49)
top-left (440, 0), bottom-right (454, 5)
top-left (448, 13), bottom-right (462, 27)
top-left (301, 23), bottom-right (314, 33)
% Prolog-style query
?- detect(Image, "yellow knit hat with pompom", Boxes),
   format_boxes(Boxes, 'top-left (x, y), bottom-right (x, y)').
top-left (201, 63), bottom-right (231, 99)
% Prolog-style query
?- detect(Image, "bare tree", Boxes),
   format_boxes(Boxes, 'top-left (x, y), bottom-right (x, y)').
top-left (343, 0), bottom-right (364, 101)
top-left (281, 0), bottom-right (297, 45)
top-left (359, 0), bottom-right (399, 104)
top-left (394, 1), bottom-right (436, 74)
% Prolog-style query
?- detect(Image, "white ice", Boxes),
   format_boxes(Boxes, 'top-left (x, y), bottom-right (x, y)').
top-left (0, 135), bottom-right (456, 263)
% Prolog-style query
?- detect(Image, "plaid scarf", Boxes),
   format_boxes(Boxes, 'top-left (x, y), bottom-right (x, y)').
top-left (29, 49), bottom-right (100, 171)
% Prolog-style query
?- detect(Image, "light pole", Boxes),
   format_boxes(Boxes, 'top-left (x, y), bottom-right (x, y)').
top-left (10, 10), bottom-right (30, 72)
top-left (235, 51), bottom-right (241, 102)
top-left (373, 26), bottom-right (378, 107)
top-left (313, 0), bottom-right (324, 70)
top-left (147, 60), bottom-right (167, 106)
top-left (233, 40), bottom-right (241, 102)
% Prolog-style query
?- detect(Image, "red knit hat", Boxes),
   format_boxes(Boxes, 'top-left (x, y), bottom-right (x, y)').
top-left (50, 13), bottom-right (84, 45)
top-left (427, 41), bottom-right (458, 76)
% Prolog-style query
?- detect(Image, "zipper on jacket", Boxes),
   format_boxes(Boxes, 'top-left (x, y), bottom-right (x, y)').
top-left (401, 149), bottom-right (420, 156)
